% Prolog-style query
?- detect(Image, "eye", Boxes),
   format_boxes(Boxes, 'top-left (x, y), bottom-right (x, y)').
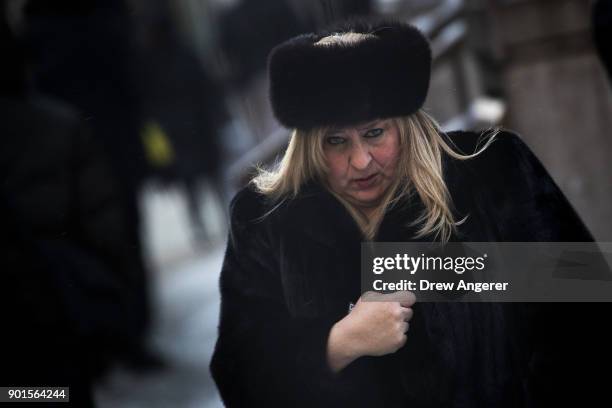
top-left (326, 136), bottom-right (346, 145)
top-left (364, 128), bottom-right (384, 138)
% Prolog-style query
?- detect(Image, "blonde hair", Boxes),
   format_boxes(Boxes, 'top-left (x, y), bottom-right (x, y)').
top-left (253, 110), bottom-right (497, 243)
top-left (315, 32), bottom-right (376, 46)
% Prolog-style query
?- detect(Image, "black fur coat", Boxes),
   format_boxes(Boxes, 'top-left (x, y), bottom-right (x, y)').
top-left (210, 130), bottom-right (608, 407)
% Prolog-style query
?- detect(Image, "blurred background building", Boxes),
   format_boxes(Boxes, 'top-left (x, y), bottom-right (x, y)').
top-left (1, 0), bottom-right (611, 406)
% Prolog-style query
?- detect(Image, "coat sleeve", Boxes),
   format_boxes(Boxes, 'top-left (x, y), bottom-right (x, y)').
top-left (210, 188), bottom-right (358, 407)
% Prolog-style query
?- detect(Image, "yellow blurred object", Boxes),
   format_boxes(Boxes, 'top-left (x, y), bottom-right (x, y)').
top-left (141, 121), bottom-right (175, 167)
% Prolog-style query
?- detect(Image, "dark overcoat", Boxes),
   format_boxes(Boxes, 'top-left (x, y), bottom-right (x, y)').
top-left (210, 130), bottom-right (611, 407)
top-left (1, 96), bottom-right (148, 404)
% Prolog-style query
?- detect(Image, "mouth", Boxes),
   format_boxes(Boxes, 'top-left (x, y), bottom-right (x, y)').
top-left (352, 173), bottom-right (379, 189)
top-left (354, 173), bottom-right (377, 182)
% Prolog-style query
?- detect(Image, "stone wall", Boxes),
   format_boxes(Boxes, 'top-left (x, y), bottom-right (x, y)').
top-left (490, 0), bottom-right (612, 241)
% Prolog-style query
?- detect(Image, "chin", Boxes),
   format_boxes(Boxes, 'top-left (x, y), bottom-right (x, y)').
top-left (349, 190), bottom-right (384, 207)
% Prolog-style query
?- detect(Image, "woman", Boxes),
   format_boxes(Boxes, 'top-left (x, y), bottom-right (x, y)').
top-left (210, 19), bottom-right (597, 407)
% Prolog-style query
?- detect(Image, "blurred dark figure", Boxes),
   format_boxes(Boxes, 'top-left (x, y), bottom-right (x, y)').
top-left (135, 10), bottom-right (228, 245)
top-left (218, 0), bottom-right (311, 89)
top-left (593, 0), bottom-right (612, 81)
top-left (301, 0), bottom-right (373, 26)
top-left (0, 4), bottom-right (149, 405)
top-left (218, 0), bottom-right (372, 89)
top-left (22, 0), bottom-right (155, 365)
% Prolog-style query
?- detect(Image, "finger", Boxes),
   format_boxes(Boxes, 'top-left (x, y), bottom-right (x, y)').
top-left (396, 291), bottom-right (416, 307)
top-left (375, 290), bottom-right (416, 305)
top-left (360, 291), bottom-right (386, 302)
top-left (397, 334), bottom-right (407, 350)
top-left (401, 307), bottom-right (414, 322)
top-left (399, 321), bottom-right (410, 333)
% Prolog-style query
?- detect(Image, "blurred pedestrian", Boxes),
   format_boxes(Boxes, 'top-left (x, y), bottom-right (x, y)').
top-left (0, 5), bottom-right (151, 404)
top-left (593, 0), bottom-right (612, 81)
top-left (135, 12), bottom-right (228, 245)
top-left (23, 0), bottom-right (156, 366)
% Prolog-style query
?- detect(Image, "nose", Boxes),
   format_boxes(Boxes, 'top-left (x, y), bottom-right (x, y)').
top-left (349, 141), bottom-right (372, 170)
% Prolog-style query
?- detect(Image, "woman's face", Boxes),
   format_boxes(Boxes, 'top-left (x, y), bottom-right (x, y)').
top-left (322, 118), bottom-right (401, 212)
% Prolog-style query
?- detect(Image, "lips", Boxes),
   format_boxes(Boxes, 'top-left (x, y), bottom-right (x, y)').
top-left (353, 173), bottom-right (379, 189)
top-left (355, 173), bottom-right (377, 182)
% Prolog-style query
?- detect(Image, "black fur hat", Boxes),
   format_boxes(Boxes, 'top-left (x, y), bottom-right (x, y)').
top-left (268, 19), bottom-right (431, 130)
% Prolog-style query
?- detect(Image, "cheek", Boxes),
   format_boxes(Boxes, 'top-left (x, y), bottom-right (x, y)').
top-left (324, 152), bottom-right (348, 186)
top-left (373, 143), bottom-right (400, 170)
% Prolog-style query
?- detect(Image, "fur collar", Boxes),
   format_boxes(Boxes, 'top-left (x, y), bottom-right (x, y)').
top-left (271, 180), bottom-right (453, 257)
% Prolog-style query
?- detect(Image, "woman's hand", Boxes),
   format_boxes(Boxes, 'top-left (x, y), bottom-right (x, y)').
top-left (326, 291), bottom-right (416, 373)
